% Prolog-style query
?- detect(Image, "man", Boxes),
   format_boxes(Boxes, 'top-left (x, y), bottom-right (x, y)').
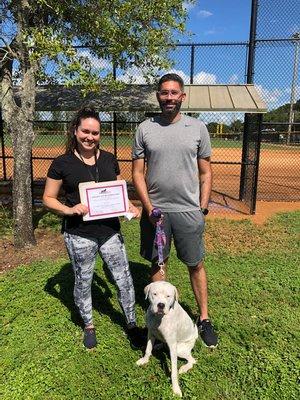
top-left (132, 73), bottom-right (217, 347)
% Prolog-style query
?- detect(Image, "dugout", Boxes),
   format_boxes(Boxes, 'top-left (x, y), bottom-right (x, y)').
top-left (2, 83), bottom-right (266, 214)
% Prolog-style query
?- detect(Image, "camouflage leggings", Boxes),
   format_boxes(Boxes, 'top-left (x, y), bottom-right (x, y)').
top-left (64, 232), bottom-right (136, 327)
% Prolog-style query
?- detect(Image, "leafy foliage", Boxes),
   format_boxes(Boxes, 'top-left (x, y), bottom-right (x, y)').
top-left (36, 210), bottom-right (62, 231)
top-left (1, 0), bottom-right (189, 89)
top-left (1, 212), bottom-right (299, 399)
top-left (0, 0), bottom-right (190, 247)
top-left (263, 99), bottom-right (300, 129)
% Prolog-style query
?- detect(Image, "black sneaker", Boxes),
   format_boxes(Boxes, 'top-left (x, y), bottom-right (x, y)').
top-left (126, 322), bottom-right (147, 349)
top-left (197, 318), bottom-right (218, 348)
top-left (83, 327), bottom-right (97, 349)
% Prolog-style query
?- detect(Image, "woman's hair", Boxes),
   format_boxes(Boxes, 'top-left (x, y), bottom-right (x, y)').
top-left (65, 107), bottom-right (101, 154)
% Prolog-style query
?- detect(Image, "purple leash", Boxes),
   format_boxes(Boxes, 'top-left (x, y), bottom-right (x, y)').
top-left (151, 208), bottom-right (166, 276)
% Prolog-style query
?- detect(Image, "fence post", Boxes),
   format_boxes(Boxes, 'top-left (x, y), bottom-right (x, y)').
top-left (240, 0), bottom-right (258, 201)
top-left (113, 111), bottom-right (117, 158)
top-left (287, 33), bottom-right (300, 144)
top-left (31, 149), bottom-right (34, 206)
top-left (0, 108), bottom-right (7, 181)
top-left (190, 45), bottom-right (195, 84)
top-left (249, 114), bottom-right (263, 214)
top-left (112, 61), bottom-right (118, 158)
top-left (246, 0), bottom-right (258, 84)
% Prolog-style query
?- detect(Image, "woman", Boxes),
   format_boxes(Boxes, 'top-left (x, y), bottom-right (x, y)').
top-left (43, 107), bottom-right (142, 350)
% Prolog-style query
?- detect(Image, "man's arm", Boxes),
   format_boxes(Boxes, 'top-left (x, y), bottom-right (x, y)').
top-left (198, 157), bottom-right (212, 209)
top-left (132, 158), bottom-right (153, 215)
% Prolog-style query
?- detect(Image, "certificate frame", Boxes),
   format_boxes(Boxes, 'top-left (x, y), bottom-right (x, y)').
top-left (79, 180), bottom-right (129, 221)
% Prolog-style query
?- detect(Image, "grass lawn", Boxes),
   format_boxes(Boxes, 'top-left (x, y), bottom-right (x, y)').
top-left (1, 211), bottom-right (300, 399)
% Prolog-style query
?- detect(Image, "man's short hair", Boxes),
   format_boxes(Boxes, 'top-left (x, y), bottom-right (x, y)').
top-left (157, 73), bottom-right (184, 91)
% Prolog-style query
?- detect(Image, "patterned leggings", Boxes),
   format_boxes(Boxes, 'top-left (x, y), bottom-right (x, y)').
top-left (64, 232), bottom-right (136, 327)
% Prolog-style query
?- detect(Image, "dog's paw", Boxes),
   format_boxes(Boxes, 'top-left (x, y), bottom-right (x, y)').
top-left (179, 364), bottom-right (190, 374)
top-left (179, 358), bottom-right (196, 374)
top-left (172, 384), bottom-right (182, 397)
top-left (136, 357), bottom-right (149, 366)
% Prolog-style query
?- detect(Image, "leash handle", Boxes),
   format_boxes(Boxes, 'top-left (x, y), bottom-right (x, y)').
top-left (151, 207), bottom-right (162, 219)
top-left (151, 208), bottom-right (166, 275)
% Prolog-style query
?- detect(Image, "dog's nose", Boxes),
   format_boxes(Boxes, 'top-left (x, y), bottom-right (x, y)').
top-left (157, 302), bottom-right (165, 309)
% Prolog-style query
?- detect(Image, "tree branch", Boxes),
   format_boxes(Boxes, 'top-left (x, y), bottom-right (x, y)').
top-left (0, 37), bottom-right (18, 59)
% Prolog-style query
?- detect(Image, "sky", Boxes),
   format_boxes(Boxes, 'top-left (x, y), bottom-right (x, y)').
top-left (162, 0), bottom-right (300, 111)
top-left (115, 0), bottom-right (299, 110)
top-left (5, 0), bottom-right (299, 112)
top-left (181, 0), bottom-right (252, 43)
top-left (115, 1), bottom-right (253, 90)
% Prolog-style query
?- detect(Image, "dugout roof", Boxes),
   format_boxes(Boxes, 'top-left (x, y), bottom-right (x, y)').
top-left (14, 84), bottom-right (267, 113)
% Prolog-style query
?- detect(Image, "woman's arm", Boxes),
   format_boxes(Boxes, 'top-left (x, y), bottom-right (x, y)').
top-left (43, 177), bottom-right (88, 216)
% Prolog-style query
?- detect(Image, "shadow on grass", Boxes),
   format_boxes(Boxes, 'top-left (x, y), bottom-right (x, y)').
top-left (129, 261), bottom-right (151, 309)
top-left (44, 259), bottom-right (151, 332)
top-left (180, 301), bottom-right (198, 321)
top-left (100, 260), bottom-right (151, 310)
top-left (44, 263), bottom-right (83, 328)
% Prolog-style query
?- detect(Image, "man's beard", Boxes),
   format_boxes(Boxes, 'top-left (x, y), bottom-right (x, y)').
top-left (159, 99), bottom-right (182, 116)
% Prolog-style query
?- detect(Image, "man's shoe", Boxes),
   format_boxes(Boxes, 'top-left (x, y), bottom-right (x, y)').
top-left (197, 318), bottom-right (218, 348)
top-left (126, 322), bottom-right (147, 349)
top-left (83, 327), bottom-right (97, 349)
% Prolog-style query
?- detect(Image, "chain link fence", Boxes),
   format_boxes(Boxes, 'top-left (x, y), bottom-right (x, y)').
top-left (256, 0), bottom-right (299, 40)
top-left (255, 0), bottom-right (300, 200)
top-left (0, 0), bottom-right (299, 206)
top-left (0, 107), bottom-right (261, 213)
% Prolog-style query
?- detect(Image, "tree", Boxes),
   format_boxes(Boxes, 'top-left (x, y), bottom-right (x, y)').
top-left (230, 119), bottom-right (243, 133)
top-left (206, 122), bottom-right (219, 134)
top-left (263, 99), bottom-right (300, 131)
top-left (0, 0), bottom-right (189, 248)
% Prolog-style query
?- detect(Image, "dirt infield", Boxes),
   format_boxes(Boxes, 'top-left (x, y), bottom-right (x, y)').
top-left (1, 145), bottom-right (299, 202)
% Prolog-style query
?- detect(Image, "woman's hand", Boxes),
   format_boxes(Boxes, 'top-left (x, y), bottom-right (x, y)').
top-left (128, 202), bottom-right (141, 218)
top-left (67, 203), bottom-right (89, 216)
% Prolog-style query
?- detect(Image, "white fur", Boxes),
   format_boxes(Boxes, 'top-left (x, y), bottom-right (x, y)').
top-left (136, 281), bottom-right (198, 397)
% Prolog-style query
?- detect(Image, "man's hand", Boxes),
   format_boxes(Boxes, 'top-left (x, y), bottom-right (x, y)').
top-left (148, 208), bottom-right (164, 226)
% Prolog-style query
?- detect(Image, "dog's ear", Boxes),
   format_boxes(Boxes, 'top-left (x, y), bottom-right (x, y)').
top-left (170, 286), bottom-right (179, 309)
top-left (144, 284), bottom-right (151, 299)
top-left (174, 287), bottom-right (179, 301)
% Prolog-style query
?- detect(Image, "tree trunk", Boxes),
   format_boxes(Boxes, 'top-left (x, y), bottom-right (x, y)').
top-left (11, 119), bottom-right (36, 248)
top-left (1, 57), bottom-right (37, 248)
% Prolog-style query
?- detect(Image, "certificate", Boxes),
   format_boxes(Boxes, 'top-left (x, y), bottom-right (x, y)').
top-left (79, 180), bottom-right (129, 221)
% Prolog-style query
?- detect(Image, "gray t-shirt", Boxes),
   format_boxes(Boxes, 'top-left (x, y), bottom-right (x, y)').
top-left (132, 114), bottom-right (212, 212)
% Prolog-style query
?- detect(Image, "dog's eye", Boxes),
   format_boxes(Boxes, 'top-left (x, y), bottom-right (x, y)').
top-left (167, 295), bottom-right (171, 298)
top-left (153, 292), bottom-right (157, 296)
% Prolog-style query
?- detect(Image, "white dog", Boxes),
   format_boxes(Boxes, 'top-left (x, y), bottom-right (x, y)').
top-left (136, 281), bottom-right (198, 397)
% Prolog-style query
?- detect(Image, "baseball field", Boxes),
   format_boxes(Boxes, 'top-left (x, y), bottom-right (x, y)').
top-left (1, 138), bottom-right (299, 203)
